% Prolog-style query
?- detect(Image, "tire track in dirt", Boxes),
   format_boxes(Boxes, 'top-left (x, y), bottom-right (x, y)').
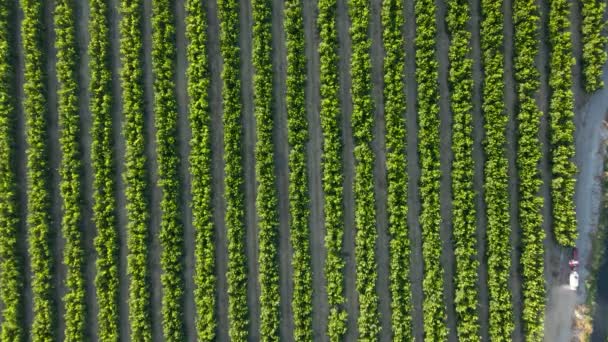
top-left (403, 0), bottom-right (424, 338)
top-left (141, 0), bottom-right (163, 340)
top-left (75, 0), bottom-right (98, 339)
top-left (107, 0), bottom-right (130, 338)
top-left (238, 0), bottom-right (260, 339)
top-left (303, 0), bottom-right (329, 339)
top-left (205, 0), bottom-right (230, 339)
top-left (12, 0), bottom-right (33, 334)
top-left (502, 0), bottom-right (524, 338)
top-left (271, 0), bottom-right (294, 339)
top-left (469, 0), bottom-right (490, 339)
top-left (174, 1), bottom-right (195, 340)
top-left (434, 0), bottom-right (457, 339)
top-left (43, 0), bottom-right (65, 338)
top-left (335, 0), bottom-right (358, 338)
top-left (368, 0), bottom-right (391, 340)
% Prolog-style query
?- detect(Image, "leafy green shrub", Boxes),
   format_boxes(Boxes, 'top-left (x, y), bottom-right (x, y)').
top-left (55, 0), bottom-right (87, 340)
top-left (415, 0), bottom-right (448, 338)
top-left (22, 0), bottom-right (55, 339)
top-left (479, 0), bottom-right (514, 338)
top-left (185, 0), bottom-right (216, 340)
top-left (381, 0), bottom-right (412, 339)
top-left (348, 0), bottom-right (380, 339)
top-left (0, 0), bottom-right (23, 340)
top-left (548, 0), bottom-right (577, 246)
top-left (89, 0), bottom-right (120, 340)
top-left (581, 0), bottom-right (607, 92)
top-left (284, 0), bottom-right (313, 339)
top-left (217, 0), bottom-right (249, 339)
top-left (445, 0), bottom-right (481, 338)
top-left (151, 0), bottom-right (186, 339)
top-left (513, 0), bottom-right (546, 338)
top-left (119, 0), bottom-right (152, 339)
top-left (318, 0), bottom-right (348, 339)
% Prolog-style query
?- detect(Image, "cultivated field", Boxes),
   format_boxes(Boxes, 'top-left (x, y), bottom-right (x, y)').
top-left (0, 0), bottom-right (606, 341)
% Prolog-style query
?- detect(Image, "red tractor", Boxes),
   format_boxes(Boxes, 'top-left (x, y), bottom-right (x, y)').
top-left (568, 248), bottom-right (579, 291)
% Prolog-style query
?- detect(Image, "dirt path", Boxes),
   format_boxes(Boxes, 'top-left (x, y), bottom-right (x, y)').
top-left (545, 285), bottom-right (577, 342)
top-left (173, 1), bottom-right (196, 340)
top-left (205, 0), bottom-right (230, 339)
top-left (107, 0), bottom-right (131, 338)
top-left (469, 0), bottom-right (489, 339)
top-left (434, 0), bottom-right (458, 339)
top-left (270, 0), bottom-right (295, 339)
top-left (403, 0), bottom-right (424, 338)
top-left (74, 0), bottom-right (98, 339)
top-left (368, 0), bottom-right (391, 340)
top-left (237, 0), bottom-right (261, 338)
top-left (335, 0), bottom-right (359, 338)
top-left (12, 0), bottom-right (33, 334)
top-left (501, 0), bottom-right (524, 338)
top-left (302, 0), bottom-right (329, 339)
top-left (141, 0), bottom-right (163, 340)
top-left (42, 0), bottom-right (66, 339)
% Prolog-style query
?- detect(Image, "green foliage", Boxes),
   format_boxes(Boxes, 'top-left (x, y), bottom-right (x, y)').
top-left (184, 0), bottom-right (216, 340)
top-left (348, 0), bottom-right (380, 339)
top-left (581, 0), bottom-right (607, 92)
top-left (0, 0), bottom-right (23, 339)
top-left (251, 0), bottom-right (281, 339)
top-left (89, 0), bottom-right (120, 340)
top-left (415, 0), bottom-right (448, 339)
top-left (284, 0), bottom-right (314, 340)
top-left (318, 0), bottom-right (348, 339)
top-left (513, 0), bottom-right (546, 338)
top-left (381, 0), bottom-right (412, 340)
top-left (55, 0), bottom-right (87, 340)
top-left (22, 0), bottom-right (55, 339)
top-left (479, 0), bottom-right (514, 338)
top-left (217, 0), bottom-right (249, 340)
top-left (445, 0), bottom-right (481, 338)
top-left (548, 0), bottom-right (577, 246)
top-left (151, 0), bottom-right (186, 339)
top-left (119, 0), bottom-right (152, 340)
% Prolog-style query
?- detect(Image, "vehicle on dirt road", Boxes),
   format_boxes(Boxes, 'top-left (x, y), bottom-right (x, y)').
top-left (569, 248), bottom-right (579, 291)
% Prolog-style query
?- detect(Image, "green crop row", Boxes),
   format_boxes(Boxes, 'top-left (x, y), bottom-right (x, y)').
top-left (318, 0), bottom-right (348, 339)
top-left (348, 0), bottom-right (380, 339)
top-left (581, 0), bottom-right (607, 92)
top-left (151, 0), bottom-right (186, 339)
top-left (217, 0), bottom-right (249, 340)
top-left (251, 0), bottom-right (281, 339)
top-left (548, 0), bottom-right (577, 247)
top-left (185, 0), bottom-right (216, 340)
top-left (89, 0), bottom-right (120, 340)
top-left (284, 0), bottom-right (313, 340)
top-left (0, 0), bottom-right (23, 340)
top-left (513, 0), bottom-right (546, 338)
top-left (119, 0), bottom-right (152, 340)
top-left (479, 0), bottom-right (514, 339)
top-left (23, 0), bottom-right (55, 339)
top-left (415, 0), bottom-right (448, 339)
top-left (381, 0), bottom-right (412, 339)
top-left (55, 0), bottom-right (87, 340)
top-left (381, 0), bottom-right (411, 337)
top-left (445, 0), bottom-right (481, 339)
